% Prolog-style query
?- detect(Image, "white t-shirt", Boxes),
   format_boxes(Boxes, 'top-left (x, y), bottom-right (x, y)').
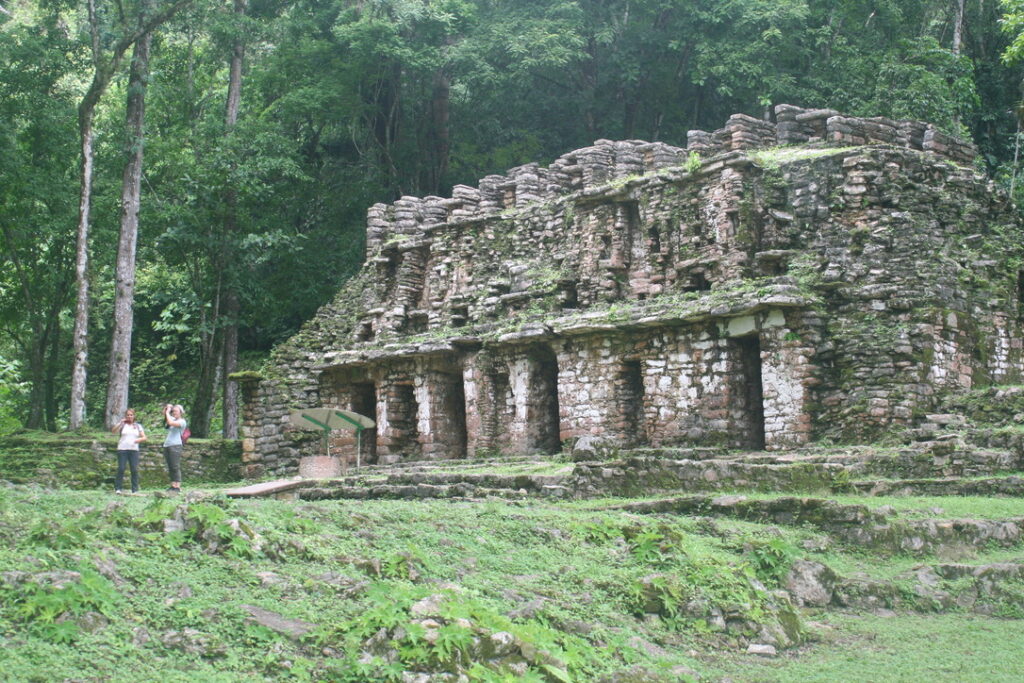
top-left (117, 423), bottom-right (145, 451)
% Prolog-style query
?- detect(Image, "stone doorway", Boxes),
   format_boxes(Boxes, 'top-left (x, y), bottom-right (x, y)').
top-left (526, 346), bottom-right (561, 454)
top-left (388, 383), bottom-right (420, 456)
top-left (618, 360), bottom-right (647, 446)
top-left (730, 335), bottom-right (766, 450)
top-left (351, 382), bottom-right (377, 463)
top-left (437, 372), bottom-right (468, 459)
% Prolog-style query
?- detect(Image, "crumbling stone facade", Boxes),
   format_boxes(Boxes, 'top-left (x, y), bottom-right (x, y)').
top-left (238, 104), bottom-right (1024, 478)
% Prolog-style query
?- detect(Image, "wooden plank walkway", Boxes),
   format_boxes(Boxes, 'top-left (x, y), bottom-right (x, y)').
top-left (224, 479), bottom-right (308, 498)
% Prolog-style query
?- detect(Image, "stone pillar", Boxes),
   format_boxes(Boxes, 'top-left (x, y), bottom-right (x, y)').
top-left (366, 203), bottom-right (392, 254)
top-left (238, 376), bottom-right (264, 479)
top-left (478, 175), bottom-right (506, 213)
top-left (578, 143), bottom-right (614, 190)
top-left (686, 130), bottom-right (716, 154)
top-left (759, 327), bottom-right (812, 450)
top-left (416, 365), bottom-right (468, 460)
top-left (377, 377), bottom-right (421, 462)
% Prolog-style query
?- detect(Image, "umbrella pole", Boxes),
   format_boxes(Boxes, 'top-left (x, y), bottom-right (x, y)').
top-left (356, 427), bottom-right (362, 470)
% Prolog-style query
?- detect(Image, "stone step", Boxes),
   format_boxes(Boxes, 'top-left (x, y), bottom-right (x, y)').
top-left (569, 457), bottom-right (847, 496)
top-left (846, 475), bottom-right (1024, 497)
top-left (382, 472), bottom-right (568, 490)
top-left (787, 558), bottom-right (1024, 615)
top-left (605, 494), bottom-right (1024, 556)
top-left (298, 482), bottom-right (531, 501)
top-left (616, 447), bottom-right (733, 461)
top-left (580, 444), bottom-right (1020, 486)
top-left (322, 451), bottom-right (1022, 500)
top-left (354, 454), bottom-right (556, 474)
top-left (847, 445), bottom-right (1020, 479)
top-left (709, 443), bottom-right (1020, 478)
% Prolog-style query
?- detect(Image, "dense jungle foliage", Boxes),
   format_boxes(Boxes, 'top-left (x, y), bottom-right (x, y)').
top-left (2, 0), bottom-right (1024, 433)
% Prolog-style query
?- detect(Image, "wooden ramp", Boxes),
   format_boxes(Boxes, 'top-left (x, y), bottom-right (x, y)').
top-left (224, 479), bottom-right (308, 499)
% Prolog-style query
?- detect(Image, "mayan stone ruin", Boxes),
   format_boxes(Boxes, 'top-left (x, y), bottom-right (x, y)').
top-left (237, 104), bottom-right (1024, 479)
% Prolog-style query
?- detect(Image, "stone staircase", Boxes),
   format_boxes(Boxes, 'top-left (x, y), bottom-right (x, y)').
top-left (279, 417), bottom-right (1023, 503)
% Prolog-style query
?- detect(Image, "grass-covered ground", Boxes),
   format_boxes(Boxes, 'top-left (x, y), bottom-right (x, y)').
top-left (1, 483), bottom-right (1022, 681)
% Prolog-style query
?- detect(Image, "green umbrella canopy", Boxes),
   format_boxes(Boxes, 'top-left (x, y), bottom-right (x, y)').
top-left (289, 408), bottom-right (375, 432)
top-left (288, 408), bottom-right (376, 468)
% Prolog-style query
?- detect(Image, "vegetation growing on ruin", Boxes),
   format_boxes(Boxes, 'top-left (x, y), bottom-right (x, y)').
top-left (748, 146), bottom-right (853, 170)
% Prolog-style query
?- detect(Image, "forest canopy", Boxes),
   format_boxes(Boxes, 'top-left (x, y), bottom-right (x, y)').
top-left (1, 0), bottom-right (1023, 435)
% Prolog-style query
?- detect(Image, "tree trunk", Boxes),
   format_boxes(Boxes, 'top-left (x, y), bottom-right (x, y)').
top-left (581, 37), bottom-right (599, 137)
top-left (952, 0), bottom-right (966, 55)
top-left (69, 108), bottom-right (95, 430)
top-left (44, 316), bottom-right (61, 432)
top-left (220, 0), bottom-right (247, 440)
top-left (26, 340), bottom-right (46, 430)
top-left (222, 290), bottom-right (240, 439)
top-left (426, 68), bottom-right (451, 194)
top-left (105, 30), bottom-right (152, 428)
top-left (69, 0), bottom-right (192, 429)
top-left (190, 293), bottom-right (222, 438)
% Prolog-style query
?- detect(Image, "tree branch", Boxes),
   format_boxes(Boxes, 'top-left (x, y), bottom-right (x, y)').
top-left (79, 0), bottom-right (194, 121)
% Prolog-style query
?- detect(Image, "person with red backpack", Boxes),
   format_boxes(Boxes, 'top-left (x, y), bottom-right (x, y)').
top-left (162, 404), bottom-right (187, 493)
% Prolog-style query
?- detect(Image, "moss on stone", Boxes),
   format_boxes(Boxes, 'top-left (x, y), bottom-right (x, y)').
top-left (228, 371), bottom-right (264, 382)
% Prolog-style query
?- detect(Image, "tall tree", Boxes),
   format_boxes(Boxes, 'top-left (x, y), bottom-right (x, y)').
top-left (105, 4), bottom-right (154, 429)
top-left (221, 0), bottom-right (247, 440)
top-left (69, 0), bottom-right (191, 429)
top-left (0, 12), bottom-right (80, 430)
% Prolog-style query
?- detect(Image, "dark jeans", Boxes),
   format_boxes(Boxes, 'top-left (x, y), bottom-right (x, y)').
top-left (163, 445), bottom-right (183, 485)
top-left (116, 449), bottom-right (140, 492)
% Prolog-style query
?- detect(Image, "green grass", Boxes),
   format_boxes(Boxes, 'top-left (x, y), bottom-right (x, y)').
top-left (809, 546), bottom-right (1024, 581)
top-left (704, 613), bottom-right (1024, 682)
top-left (726, 491), bottom-right (1024, 520)
top-left (828, 494), bottom-right (1024, 520)
top-left (1, 483), bottom-right (1022, 681)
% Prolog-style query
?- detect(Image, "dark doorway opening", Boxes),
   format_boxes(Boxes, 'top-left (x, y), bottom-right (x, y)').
top-left (443, 374), bottom-right (468, 458)
top-left (619, 360), bottom-right (647, 446)
top-left (483, 371), bottom-right (511, 450)
top-left (381, 250), bottom-right (401, 301)
top-left (351, 383), bottom-right (377, 463)
top-left (731, 336), bottom-right (765, 450)
top-left (559, 281), bottom-right (579, 310)
top-left (1017, 270), bottom-right (1024, 316)
top-left (390, 383), bottom-right (420, 455)
top-left (529, 347), bottom-right (562, 454)
top-left (683, 271), bottom-right (712, 292)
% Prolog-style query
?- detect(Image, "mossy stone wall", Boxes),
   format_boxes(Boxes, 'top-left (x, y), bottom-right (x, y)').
top-left (0, 433), bottom-right (243, 490)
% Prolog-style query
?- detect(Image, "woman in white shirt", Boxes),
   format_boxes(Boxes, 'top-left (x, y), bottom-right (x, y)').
top-left (111, 408), bottom-right (147, 493)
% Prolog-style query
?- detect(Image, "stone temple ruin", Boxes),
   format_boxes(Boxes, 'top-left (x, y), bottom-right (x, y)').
top-left (238, 104), bottom-right (1024, 479)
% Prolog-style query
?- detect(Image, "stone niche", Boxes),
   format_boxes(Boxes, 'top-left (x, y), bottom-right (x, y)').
top-left (238, 104), bottom-right (1023, 475)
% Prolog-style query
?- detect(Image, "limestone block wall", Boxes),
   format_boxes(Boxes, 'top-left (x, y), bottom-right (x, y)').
top-left (766, 149), bottom-right (1023, 439)
top-left (238, 105), bottom-right (1023, 476)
